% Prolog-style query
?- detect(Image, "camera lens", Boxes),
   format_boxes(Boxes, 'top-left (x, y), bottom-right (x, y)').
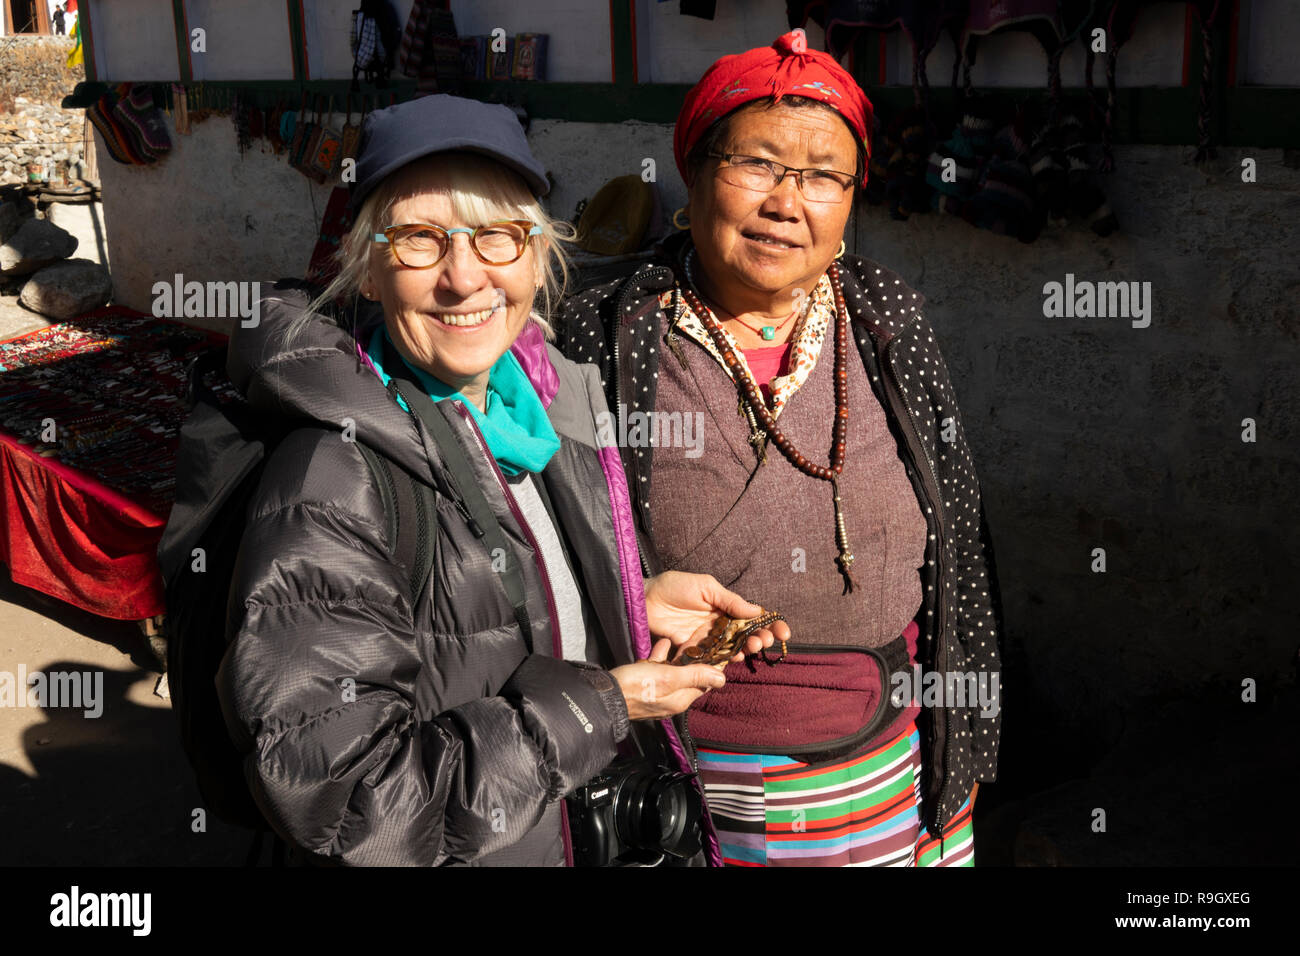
top-left (615, 768), bottom-right (702, 859)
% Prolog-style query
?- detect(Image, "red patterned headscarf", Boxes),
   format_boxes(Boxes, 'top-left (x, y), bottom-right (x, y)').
top-left (672, 29), bottom-right (874, 186)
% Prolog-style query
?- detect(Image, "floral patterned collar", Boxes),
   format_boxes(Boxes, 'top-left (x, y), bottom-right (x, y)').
top-left (658, 250), bottom-right (835, 421)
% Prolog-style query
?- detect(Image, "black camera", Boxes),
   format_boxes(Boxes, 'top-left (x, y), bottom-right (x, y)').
top-left (566, 758), bottom-right (703, 866)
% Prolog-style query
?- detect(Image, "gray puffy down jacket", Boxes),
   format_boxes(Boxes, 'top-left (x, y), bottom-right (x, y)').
top-left (217, 284), bottom-right (711, 866)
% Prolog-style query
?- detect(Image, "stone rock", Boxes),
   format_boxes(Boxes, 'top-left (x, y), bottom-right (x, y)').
top-left (45, 202), bottom-right (107, 267)
top-left (0, 217), bottom-right (77, 275)
top-left (0, 203), bottom-right (19, 243)
top-left (19, 259), bottom-right (112, 320)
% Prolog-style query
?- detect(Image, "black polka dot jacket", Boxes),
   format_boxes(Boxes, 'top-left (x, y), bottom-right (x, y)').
top-left (557, 234), bottom-right (1006, 841)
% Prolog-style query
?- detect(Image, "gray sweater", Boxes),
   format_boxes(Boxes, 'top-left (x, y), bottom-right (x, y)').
top-left (645, 306), bottom-right (928, 648)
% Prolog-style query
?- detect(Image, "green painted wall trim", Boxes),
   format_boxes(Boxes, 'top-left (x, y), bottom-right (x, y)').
top-left (609, 0), bottom-right (634, 86)
top-left (285, 0), bottom-right (307, 81)
top-left (459, 79), bottom-right (691, 123)
top-left (122, 78), bottom-right (1300, 148)
top-left (171, 0), bottom-right (191, 83)
top-left (79, 0), bottom-right (98, 82)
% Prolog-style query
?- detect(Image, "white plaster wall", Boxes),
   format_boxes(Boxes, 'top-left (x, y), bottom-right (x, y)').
top-left (88, 0), bottom-right (179, 81)
top-left (1241, 0), bottom-right (1300, 85)
top-left (97, 114), bottom-right (681, 320)
top-left (93, 113), bottom-right (335, 332)
top-left (529, 119), bottom-right (683, 228)
top-left (184, 0), bottom-right (294, 81)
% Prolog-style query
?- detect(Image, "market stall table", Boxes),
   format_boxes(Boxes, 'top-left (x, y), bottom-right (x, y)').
top-left (0, 308), bottom-right (231, 624)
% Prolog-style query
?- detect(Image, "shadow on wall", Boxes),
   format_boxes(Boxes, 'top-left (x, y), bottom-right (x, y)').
top-left (850, 144), bottom-right (1300, 864)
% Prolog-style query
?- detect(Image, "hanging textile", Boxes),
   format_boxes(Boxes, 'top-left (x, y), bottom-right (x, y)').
top-left (399, 0), bottom-right (461, 95)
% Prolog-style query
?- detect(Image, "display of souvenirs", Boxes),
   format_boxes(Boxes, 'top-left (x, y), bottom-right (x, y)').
top-left (460, 35), bottom-right (486, 79)
top-left (486, 36), bottom-right (514, 80)
top-left (511, 34), bottom-right (548, 81)
top-left (0, 310), bottom-right (236, 516)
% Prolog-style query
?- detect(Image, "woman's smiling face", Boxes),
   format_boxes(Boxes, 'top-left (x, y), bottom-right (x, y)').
top-left (687, 100), bottom-right (858, 311)
top-left (361, 157), bottom-right (541, 406)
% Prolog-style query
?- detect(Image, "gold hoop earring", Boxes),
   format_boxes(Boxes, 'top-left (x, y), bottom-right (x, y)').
top-left (672, 206), bottom-right (690, 231)
top-left (836, 240), bottom-right (846, 259)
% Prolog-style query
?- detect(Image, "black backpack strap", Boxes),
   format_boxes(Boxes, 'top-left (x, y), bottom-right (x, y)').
top-left (379, 337), bottom-right (535, 653)
top-left (354, 441), bottom-right (435, 619)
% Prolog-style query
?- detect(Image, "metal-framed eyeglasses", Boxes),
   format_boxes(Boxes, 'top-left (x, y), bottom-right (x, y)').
top-left (373, 220), bottom-right (544, 268)
top-left (706, 152), bottom-right (858, 204)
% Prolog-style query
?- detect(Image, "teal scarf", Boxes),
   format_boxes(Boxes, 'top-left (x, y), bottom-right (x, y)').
top-left (366, 324), bottom-right (560, 476)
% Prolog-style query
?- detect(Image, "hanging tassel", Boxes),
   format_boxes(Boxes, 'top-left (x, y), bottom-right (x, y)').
top-left (832, 477), bottom-right (855, 595)
top-left (1100, 45), bottom-right (1117, 173)
top-left (1194, 15), bottom-right (1218, 163)
top-left (739, 399), bottom-right (767, 465)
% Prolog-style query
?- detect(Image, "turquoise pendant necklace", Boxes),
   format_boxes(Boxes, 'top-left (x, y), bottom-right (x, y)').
top-left (685, 250), bottom-right (803, 341)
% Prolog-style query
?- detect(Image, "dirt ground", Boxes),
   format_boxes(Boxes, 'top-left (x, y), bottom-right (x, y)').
top-left (2, 563), bottom-right (1294, 867)
top-left (0, 573), bottom-right (266, 866)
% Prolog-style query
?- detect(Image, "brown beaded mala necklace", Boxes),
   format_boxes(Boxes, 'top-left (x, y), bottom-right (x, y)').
top-left (678, 251), bottom-right (857, 594)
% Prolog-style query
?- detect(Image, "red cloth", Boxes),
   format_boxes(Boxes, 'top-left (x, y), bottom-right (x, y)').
top-left (672, 29), bottom-right (874, 184)
top-left (688, 619), bottom-right (921, 753)
top-left (0, 306), bottom-right (214, 622)
top-left (306, 185), bottom-right (354, 284)
top-left (740, 342), bottom-right (792, 400)
top-left (0, 431), bottom-right (166, 620)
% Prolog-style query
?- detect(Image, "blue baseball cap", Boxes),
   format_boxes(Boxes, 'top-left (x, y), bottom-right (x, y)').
top-left (348, 94), bottom-right (550, 215)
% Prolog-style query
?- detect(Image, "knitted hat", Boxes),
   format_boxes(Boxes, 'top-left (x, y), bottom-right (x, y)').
top-left (248, 101), bottom-right (265, 140)
top-left (926, 93), bottom-right (997, 200)
top-left (112, 83), bottom-right (172, 158)
top-left (861, 110), bottom-right (886, 204)
top-left (1019, 98), bottom-right (1068, 223)
top-left (1059, 110), bottom-right (1118, 235)
top-left (882, 104), bottom-right (933, 220)
top-left (968, 157), bottom-right (1042, 242)
top-left (87, 90), bottom-right (148, 165)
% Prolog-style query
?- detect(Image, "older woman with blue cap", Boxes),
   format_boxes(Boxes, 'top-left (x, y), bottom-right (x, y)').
top-left (218, 93), bottom-right (786, 866)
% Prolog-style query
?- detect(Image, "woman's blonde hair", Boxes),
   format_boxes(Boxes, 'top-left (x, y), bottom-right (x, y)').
top-left (290, 151), bottom-right (573, 349)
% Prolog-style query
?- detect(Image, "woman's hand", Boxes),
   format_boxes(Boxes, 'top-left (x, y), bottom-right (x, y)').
top-left (609, 655), bottom-right (726, 720)
top-left (643, 570), bottom-right (791, 663)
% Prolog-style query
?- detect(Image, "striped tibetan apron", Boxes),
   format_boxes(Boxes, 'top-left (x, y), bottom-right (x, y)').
top-left (697, 721), bottom-right (975, 867)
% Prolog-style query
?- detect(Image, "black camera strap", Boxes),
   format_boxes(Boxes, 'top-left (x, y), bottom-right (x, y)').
top-left (380, 336), bottom-right (535, 653)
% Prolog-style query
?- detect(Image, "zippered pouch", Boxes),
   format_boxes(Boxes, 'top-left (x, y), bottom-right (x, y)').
top-left (685, 624), bottom-right (917, 761)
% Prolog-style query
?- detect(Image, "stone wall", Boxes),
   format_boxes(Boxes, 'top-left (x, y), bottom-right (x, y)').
top-left (0, 35), bottom-right (87, 185)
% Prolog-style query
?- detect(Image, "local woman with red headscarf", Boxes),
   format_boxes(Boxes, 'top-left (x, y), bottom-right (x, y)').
top-left (561, 31), bottom-right (1004, 867)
